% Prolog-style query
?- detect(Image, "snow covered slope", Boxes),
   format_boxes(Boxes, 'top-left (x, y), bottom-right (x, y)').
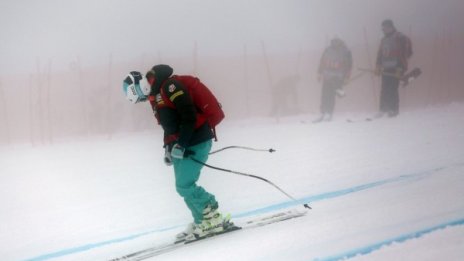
top-left (1, 104), bottom-right (464, 261)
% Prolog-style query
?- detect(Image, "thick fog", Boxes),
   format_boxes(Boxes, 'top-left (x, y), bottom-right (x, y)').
top-left (1, 0), bottom-right (464, 144)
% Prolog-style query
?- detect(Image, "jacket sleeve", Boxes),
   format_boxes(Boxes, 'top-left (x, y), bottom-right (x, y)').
top-left (346, 50), bottom-right (353, 78)
top-left (376, 39), bottom-right (383, 69)
top-left (162, 80), bottom-right (196, 148)
top-left (402, 34), bottom-right (413, 59)
top-left (398, 33), bottom-right (413, 71)
top-left (318, 49), bottom-right (327, 74)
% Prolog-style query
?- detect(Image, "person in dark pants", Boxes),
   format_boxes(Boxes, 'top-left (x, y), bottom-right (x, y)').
top-left (380, 76), bottom-right (400, 116)
top-left (314, 38), bottom-right (352, 123)
top-left (375, 19), bottom-right (413, 118)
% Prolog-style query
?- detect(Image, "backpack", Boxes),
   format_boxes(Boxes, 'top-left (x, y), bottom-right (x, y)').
top-left (160, 75), bottom-right (225, 140)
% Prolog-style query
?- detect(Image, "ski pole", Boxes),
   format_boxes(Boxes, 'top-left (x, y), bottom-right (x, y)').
top-left (344, 71), bottom-right (366, 85)
top-left (209, 146), bottom-right (276, 155)
top-left (358, 67), bottom-right (401, 79)
top-left (190, 157), bottom-right (311, 209)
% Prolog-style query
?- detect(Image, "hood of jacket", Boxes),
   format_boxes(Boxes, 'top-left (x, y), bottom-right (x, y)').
top-left (147, 64), bottom-right (173, 94)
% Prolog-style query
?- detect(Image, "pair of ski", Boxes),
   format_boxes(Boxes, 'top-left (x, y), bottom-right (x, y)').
top-left (346, 114), bottom-right (400, 123)
top-left (109, 208), bottom-right (307, 261)
top-left (346, 118), bottom-right (376, 123)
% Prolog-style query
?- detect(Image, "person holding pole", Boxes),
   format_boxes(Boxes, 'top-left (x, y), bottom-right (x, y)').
top-left (374, 19), bottom-right (413, 118)
top-left (314, 37), bottom-right (352, 123)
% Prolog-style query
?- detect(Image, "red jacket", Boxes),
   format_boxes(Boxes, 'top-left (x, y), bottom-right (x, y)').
top-left (318, 43), bottom-right (353, 79)
top-left (376, 31), bottom-right (413, 72)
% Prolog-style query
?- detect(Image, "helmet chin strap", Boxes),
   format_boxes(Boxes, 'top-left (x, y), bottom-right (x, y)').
top-left (133, 83), bottom-right (147, 102)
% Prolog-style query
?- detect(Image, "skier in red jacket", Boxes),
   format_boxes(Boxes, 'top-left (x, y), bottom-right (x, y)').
top-left (122, 65), bottom-right (230, 241)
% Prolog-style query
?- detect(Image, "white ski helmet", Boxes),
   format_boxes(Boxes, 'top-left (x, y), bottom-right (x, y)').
top-left (122, 71), bottom-right (150, 104)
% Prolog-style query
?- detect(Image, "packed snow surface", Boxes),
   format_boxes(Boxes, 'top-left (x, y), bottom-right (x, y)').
top-left (1, 104), bottom-right (464, 261)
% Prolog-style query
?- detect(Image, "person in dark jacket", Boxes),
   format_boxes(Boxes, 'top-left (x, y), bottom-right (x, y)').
top-left (375, 19), bottom-right (413, 118)
top-left (122, 65), bottom-right (229, 241)
top-left (314, 38), bottom-right (352, 122)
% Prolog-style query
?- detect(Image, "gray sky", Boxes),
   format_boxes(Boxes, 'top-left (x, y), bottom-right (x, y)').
top-left (1, 0), bottom-right (463, 74)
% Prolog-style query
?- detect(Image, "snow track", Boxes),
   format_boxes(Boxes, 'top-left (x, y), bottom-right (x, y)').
top-left (2, 104), bottom-right (464, 261)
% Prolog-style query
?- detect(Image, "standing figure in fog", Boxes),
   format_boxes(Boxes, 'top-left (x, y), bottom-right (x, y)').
top-left (270, 74), bottom-right (300, 117)
top-left (314, 38), bottom-right (352, 123)
top-left (375, 19), bottom-right (413, 118)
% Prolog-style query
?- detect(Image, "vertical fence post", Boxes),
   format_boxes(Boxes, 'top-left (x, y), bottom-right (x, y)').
top-left (0, 79), bottom-right (11, 145)
top-left (243, 44), bottom-right (250, 116)
top-left (363, 27), bottom-right (378, 110)
top-left (45, 59), bottom-right (53, 144)
top-left (106, 54), bottom-right (113, 140)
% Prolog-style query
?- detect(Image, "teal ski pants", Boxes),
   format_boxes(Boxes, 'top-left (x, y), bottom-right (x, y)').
top-left (172, 140), bottom-right (217, 224)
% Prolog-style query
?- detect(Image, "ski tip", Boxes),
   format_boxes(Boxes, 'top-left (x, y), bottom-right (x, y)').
top-left (174, 239), bottom-right (186, 244)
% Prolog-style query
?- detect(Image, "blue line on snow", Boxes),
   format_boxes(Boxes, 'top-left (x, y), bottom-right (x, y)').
top-left (23, 225), bottom-right (182, 261)
top-left (22, 166), bottom-right (447, 261)
top-left (314, 218), bottom-right (464, 261)
top-left (233, 166), bottom-right (443, 218)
